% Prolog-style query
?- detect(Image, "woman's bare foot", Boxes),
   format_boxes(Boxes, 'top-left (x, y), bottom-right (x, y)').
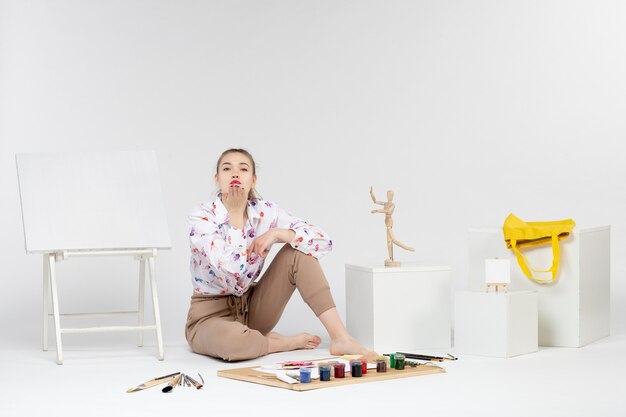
top-left (266, 331), bottom-right (321, 353)
top-left (329, 335), bottom-right (378, 362)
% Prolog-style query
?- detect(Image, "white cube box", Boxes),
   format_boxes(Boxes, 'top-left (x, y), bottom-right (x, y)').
top-left (345, 264), bottom-right (451, 353)
top-left (454, 291), bottom-right (538, 358)
top-left (469, 226), bottom-right (610, 347)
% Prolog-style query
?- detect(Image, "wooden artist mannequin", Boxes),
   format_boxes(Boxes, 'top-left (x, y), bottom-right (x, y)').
top-left (370, 186), bottom-right (415, 266)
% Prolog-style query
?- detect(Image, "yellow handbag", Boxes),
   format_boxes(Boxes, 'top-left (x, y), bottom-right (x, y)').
top-left (503, 214), bottom-right (576, 284)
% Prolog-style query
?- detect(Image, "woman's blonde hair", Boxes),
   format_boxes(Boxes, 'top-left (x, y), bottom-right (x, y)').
top-left (216, 148), bottom-right (262, 200)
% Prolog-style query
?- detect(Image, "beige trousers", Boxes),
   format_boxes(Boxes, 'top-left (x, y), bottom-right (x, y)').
top-left (185, 244), bottom-right (336, 361)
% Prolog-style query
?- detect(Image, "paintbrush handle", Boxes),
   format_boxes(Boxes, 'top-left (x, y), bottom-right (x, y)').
top-left (126, 374), bottom-right (180, 393)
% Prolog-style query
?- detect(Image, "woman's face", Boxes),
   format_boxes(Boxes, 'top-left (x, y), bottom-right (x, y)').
top-left (215, 152), bottom-right (257, 197)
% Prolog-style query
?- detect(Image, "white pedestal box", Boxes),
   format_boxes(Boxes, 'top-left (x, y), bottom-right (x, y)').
top-left (454, 291), bottom-right (538, 358)
top-left (345, 264), bottom-right (451, 353)
top-left (468, 226), bottom-right (610, 347)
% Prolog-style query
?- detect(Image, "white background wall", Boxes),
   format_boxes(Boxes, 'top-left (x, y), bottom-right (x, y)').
top-left (1, 0), bottom-right (624, 350)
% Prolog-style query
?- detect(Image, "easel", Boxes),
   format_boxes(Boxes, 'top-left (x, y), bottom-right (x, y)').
top-left (484, 258), bottom-right (511, 295)
top-left (42, 249), bottom-right (164, 364)
top-left (485, 283), bottom-right (509, 294)
top-left (17, 151), bottom-right (171, 364)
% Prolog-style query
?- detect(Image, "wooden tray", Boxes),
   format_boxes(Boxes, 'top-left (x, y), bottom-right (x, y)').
top-left (217, 361), bottom-right (446, 391)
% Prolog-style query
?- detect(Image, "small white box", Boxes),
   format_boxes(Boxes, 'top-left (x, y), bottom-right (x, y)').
top-left (469, 226), bottom-right (610, 347)
top-left (345, 264), bottom-right (451, 352)
top-left (454, 291), bottom-right (538, 358)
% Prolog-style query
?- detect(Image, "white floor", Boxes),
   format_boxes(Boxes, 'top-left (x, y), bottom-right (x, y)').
top-left (2, 332), bottom-right (625, 417)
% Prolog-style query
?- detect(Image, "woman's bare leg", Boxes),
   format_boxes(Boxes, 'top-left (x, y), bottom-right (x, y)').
top-left (247, 245), bottom-right (375, 358)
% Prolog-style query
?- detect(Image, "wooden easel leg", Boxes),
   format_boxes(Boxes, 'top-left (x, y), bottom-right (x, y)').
top-left (42, 254), bottom-right (49, 352)
top-left (137, 258), bottom-right (146, 347)
top-left (147, 256), bottom-right (164, 361)
top-left (48, 254), bottom-right (63, 365)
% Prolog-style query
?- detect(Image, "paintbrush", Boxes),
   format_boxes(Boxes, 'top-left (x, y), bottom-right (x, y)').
top-left (126, 372), bottom-right (180, 393)
top-left (162, 373), bottom-right (182, 393)
top-left (395, 352), bottom-right (458, 362)
top-left (184, 374), bottom-right (203, 390)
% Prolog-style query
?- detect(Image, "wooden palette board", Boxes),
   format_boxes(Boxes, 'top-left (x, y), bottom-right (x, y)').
top-left (217, 361), bottom-right (446, 391)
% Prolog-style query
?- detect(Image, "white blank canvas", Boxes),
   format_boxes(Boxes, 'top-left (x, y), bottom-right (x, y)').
top-left (16, 151), bottom-right (172, 253)
top-left (485, 259), bottom-right (511, 284)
